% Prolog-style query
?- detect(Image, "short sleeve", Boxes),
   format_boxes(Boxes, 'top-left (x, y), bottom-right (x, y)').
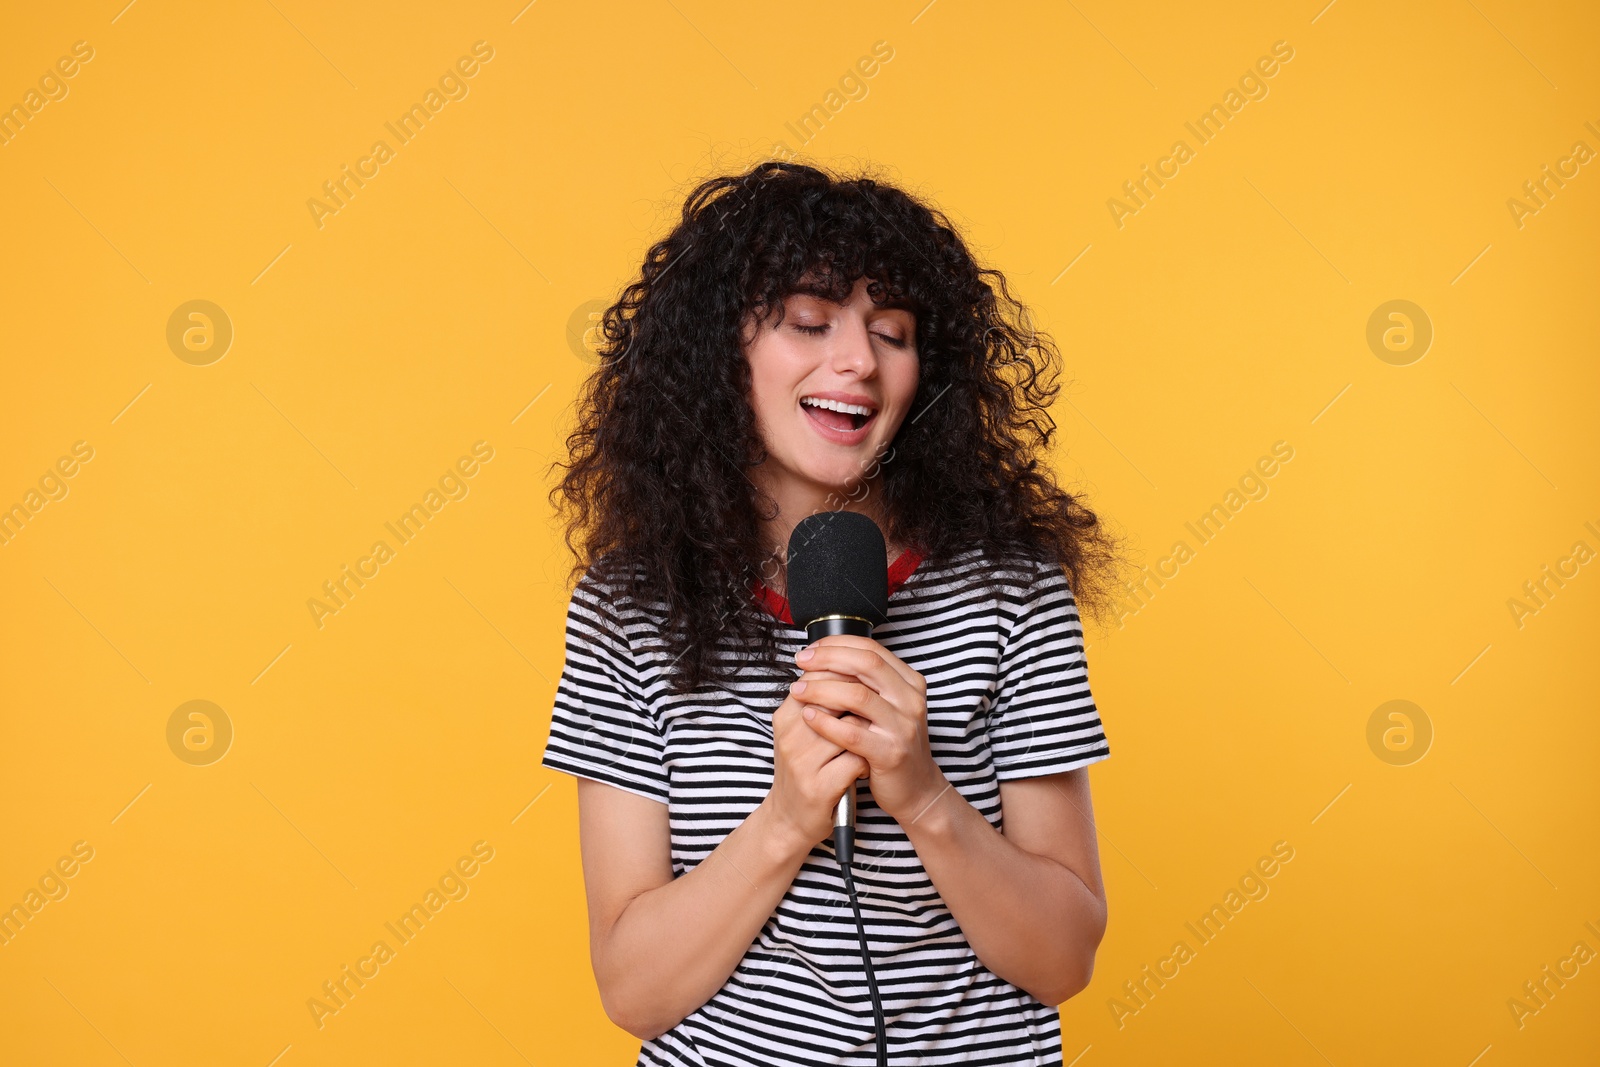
top-left (539, 573), bottom-right (670, 804)
top-left (988, 558), bottom-right (1110, 780)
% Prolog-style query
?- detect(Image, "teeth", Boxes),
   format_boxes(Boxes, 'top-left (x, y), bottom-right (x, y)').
top-left (801, 396), bottom-right (874, 416)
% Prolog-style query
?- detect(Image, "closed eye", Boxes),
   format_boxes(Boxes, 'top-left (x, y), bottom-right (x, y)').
top-left (792, 323), bottom-right (908, 347)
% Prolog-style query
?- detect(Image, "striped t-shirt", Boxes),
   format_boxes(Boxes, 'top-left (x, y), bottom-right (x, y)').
top-left (540, 545), bottom-right (1111, 1066)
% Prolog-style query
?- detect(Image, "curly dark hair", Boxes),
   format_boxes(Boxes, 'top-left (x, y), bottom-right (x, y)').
top-left (547, 159), bottom-right (1125, 696)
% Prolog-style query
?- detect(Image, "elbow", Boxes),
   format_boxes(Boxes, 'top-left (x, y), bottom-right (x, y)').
top-left (591, 902), bottom-right (683, 1042)
top-left (598, 982), bottom-right (669, 1043)
top-left (1055, 951), bottom-right (1099, 1005)
top-left (1037, 897), bottom-right (1107, 1006)
top-left (616, 1014), bottom-right (668, 1043)
top-left (1030, 949), bottom-right (1098, 1007)
top-left (596, 955), bottom-right (683, 1043)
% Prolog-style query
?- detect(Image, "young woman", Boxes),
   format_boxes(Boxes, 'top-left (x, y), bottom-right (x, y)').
top-left (542, 161), bottom-right (1124, 1065)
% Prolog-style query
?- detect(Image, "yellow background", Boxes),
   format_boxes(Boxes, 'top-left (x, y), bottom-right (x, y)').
top-left (2, 1), bottom-right (1596, 1064)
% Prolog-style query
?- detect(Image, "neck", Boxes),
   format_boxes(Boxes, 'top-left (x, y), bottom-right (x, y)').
top-left (752, 477), bottom-right (901, 597)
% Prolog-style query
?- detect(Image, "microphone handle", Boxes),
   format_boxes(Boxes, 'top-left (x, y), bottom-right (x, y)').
top-left (805, 617), bottom-right (875, 853)
top-left (834, 783), bottom-right (856, 834)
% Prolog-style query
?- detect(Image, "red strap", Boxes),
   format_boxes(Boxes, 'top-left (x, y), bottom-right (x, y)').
top-left (752, 545), bottom-right (926, 626)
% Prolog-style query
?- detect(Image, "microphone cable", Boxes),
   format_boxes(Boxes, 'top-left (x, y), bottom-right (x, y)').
top-left (834, 816), bottom-right (888, 1067)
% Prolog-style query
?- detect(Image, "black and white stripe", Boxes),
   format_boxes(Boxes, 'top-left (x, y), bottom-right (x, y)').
top-left (542, 546), bottom-right (1110, 1065)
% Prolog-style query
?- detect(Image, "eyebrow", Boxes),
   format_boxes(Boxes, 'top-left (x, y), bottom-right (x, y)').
top-left (788, 285), bottom-right (917, 314)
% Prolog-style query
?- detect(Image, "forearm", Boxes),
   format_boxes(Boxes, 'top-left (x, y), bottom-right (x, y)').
top-left (902, 776), bottom-right (1106, 1004)
top-left (598, 799), bottom-right (813, 1040)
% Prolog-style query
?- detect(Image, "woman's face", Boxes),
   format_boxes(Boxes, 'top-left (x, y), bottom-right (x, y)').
top-left (741, 276), bottom-right (920, 504)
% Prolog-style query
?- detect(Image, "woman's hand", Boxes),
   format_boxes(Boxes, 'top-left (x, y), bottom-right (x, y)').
top-left (765, 690), bottom-right (871, 852)
top-left (789, 635), bottom-right (951, 828)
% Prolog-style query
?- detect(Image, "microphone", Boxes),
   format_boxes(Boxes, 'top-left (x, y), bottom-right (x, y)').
top-left (785, 509), bottom-right (891, 1066)
top-left (786, 510), bottom-right (890, 865)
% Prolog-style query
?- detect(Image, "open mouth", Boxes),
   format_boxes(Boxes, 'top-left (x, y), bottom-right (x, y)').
top-left (800, 396), bottom-right (877, 437)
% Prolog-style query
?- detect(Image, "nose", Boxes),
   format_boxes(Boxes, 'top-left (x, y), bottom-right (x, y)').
top-left (827, 316), bottom-right (879, 379)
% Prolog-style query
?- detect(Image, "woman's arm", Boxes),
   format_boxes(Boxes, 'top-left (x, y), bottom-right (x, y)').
top-left (900, 765), bottom-right (1107, 1005)
top-left (575, 777), bottom-right (814, 1041)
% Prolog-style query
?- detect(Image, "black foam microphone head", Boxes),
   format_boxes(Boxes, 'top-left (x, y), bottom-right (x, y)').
top-left (786, 511), bottom-right (890, 631)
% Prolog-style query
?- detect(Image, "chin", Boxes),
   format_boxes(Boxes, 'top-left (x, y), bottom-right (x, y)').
top-left (806, 463), bottom-right (874, 496)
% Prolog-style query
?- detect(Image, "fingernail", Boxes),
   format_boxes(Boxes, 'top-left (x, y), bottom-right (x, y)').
top-left (792, 680), bottom-right (807, 693)
top-left (796, 647), bottom-right (814, 661)
top-left (803, 706), bottom-right (816, 720)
